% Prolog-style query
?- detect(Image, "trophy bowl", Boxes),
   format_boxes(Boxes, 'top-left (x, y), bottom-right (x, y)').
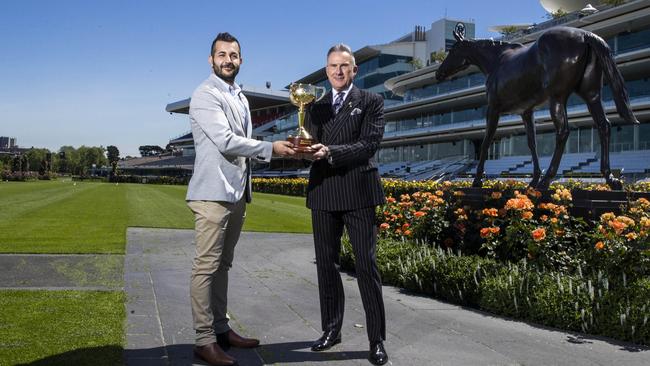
top-left (287, 83), bottom-right (326, 153)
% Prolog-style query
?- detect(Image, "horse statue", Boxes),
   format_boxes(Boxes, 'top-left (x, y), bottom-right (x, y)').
top-left (436, 26), bottom-right (639, 190)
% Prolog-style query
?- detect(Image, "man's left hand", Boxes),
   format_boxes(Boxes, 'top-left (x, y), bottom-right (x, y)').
top-left (310, 144), bottom-right (330, 160)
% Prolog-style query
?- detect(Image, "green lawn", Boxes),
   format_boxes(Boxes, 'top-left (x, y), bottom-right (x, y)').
top-left (0, 180), bottom-right (311, 254)
top-left (0, 290), bottom-right (124, 365)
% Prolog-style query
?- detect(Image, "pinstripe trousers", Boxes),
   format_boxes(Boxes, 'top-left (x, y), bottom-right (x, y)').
top-left (311, 207), bottom-right (386, 343)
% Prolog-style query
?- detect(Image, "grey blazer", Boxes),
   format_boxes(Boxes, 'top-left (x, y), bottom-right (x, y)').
top-left (186, 74), bottom-right (273, 203)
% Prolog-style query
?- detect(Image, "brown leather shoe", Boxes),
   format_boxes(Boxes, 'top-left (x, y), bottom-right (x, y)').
top-left (218, 329), bottom-right (260, 348)
top-left (193, 342), bottom-right (235, 366)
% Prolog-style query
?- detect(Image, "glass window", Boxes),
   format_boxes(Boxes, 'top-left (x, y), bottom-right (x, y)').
top-left (639, 123), bottom-right (650, 151)
top-left (578, 127), bottom-right (593, 153)
top-left (617, 27), bottom-right (650, 54)
top-left (610, 125), bottom-right (634, 152)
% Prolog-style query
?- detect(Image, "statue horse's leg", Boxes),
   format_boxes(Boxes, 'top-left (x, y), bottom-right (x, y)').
top-left (584, 99), bottom-right (623, 190)
top-left (577, 67), bottom-right (624, 190)
top-left (521, 110), bottom-right (541, 187)
top-left (538, 98), bottom-right (570, 189)
top-left (473, 107), bottom-right (500, 187)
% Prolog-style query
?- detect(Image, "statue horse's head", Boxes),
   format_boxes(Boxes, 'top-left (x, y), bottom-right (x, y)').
top-left (436, 30), bottom-right (473, 81)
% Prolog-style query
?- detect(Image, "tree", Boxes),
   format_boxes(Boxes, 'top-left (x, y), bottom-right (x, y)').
top-left (0, 154), bottom-right (11, 171)
top-left (546, 9), bottom-right (568, 19)
top-left (139, 145), bottom-right (164, 157)
top-left (11, 155), bottom-right (22, 172)
top-left (25, 148), bottom-right (49, 173)
top-left (106, 145), bottom-right (120, 177)
top-left (409, 58), bottom-right (424, 70)
top-left (20, 155), bottom-right (29, 172)
top-left (58, 146), bottom-right (79, 174)
top-left (430, 49), bottom-right (448, 64)
top-left (499, 26), bottom-right (520, 38)
top-left (77, 146), bottom-right (107, 175)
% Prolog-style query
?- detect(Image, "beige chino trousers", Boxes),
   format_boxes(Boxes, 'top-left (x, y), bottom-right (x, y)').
top-left (187, 199), bottom-right (246, 346)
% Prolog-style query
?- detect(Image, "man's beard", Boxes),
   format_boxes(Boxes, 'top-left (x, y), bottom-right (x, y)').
top-left (213, 62), bottom-right (239, 83)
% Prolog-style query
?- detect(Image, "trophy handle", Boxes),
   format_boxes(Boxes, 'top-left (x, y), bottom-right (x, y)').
top-left (314, 86), bottom-right (326, 102)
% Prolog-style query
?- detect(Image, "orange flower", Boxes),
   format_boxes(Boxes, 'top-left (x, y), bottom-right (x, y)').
top-left (386, 197), bottom-right (396, 204)
top-left (625, 232), bottom-right (638, 241)
top-left (480, 227), bottom-right (491, 238)
top-left (482, 208), bottom-right (499, 217)
top-left (404, 230), bottom-right (412, 236)
top-left (551, 188), bottom-right (572, 202)
top-left (594, 241), bottom-right (605, 250)
top-left (636, 197), bottom-right (649, 209)
top-left (435, 190), bottom-right (444, 197)
top-left (379, 223), bottom-right (389, 230)
top-left (402, 223), bottom-right (410, 231)
top-left (527, 187), bottom-right (542, 198)
top-left (521, 211), bottom-right (533, 220)
top-left (414, 211), bottom-right (426, 218)
top-left (608, 220), bottom-right (627, 235)
top-left (505, 195), bottom-right (534, 211)
top-left (480, 226), bottom-right (500, 238)
top-left (531, 228), bottom-right (546, 242)
top-left (540, 214), bottom-right (548, 222)
top-left (641, 217), bottom-right (650, 229)
top-left (491, 191), bottom-right (502, 199)
top-left (550, 217), bottom-right (558, 224)
top-left (600, 212), bottom-right (615, 222)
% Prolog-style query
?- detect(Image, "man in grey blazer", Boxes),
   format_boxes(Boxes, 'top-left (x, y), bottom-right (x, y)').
top-left (187, 32), bottom-right (294, 366)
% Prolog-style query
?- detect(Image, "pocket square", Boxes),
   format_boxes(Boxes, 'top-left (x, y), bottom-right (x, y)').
top-left (350, 108), bottom-right (362, 116)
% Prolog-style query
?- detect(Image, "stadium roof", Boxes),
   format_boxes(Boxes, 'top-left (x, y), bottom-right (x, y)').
top-left (166, 84), bottom-right (290, 114)
top-left (291, 46), bottom-right (381, 85)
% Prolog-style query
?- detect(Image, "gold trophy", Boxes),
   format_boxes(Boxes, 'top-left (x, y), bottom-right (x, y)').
top-left (287, 83), bottom-right (326, 153)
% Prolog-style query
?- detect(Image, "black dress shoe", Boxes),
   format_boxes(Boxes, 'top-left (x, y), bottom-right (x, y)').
top-left (311, 330), bottom-right (341, 352)
top-left (368, 341), bottom-right (388, 365)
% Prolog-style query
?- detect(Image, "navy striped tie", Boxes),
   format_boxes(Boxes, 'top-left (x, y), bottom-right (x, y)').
top-left (333, 92), bottom-right (345, 114)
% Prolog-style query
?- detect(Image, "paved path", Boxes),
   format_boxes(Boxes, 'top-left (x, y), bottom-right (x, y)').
top-left (0, 253), bottom-right (123, 290)
top-left (124, 228), bottom-right (649, 366)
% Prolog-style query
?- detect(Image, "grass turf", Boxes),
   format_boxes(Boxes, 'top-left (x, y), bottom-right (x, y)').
top-left (0, 290), bottom-right (125, 366)
top-left (0, 180), bottom-right (311, 254)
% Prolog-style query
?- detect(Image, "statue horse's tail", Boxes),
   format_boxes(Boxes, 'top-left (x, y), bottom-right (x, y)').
top-left (584, 32), bottom-right (639, 124)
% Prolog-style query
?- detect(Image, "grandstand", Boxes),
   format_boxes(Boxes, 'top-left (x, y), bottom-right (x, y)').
top-left (165, 1), bottom-right (650, 183)
top-left (381, 0), bottom-right (650, 182)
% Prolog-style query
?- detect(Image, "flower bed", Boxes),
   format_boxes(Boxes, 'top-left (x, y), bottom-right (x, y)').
top-left (341, 237), bottom-right (650, 345)
top-left (255, 177), bottom-right (650, 344)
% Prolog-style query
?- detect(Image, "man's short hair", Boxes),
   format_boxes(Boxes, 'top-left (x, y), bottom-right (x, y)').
top-left (327, 43), bottom-right (356, 66)
top-left (211, 32), bottom-right (241, 57)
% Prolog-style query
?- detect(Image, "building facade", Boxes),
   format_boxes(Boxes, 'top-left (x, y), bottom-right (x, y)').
top-left (381, 0), bottom-right (650, 181)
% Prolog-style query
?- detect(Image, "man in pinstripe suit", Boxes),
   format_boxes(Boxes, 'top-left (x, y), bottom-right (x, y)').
top-left (306, 43), bottom-right (388, 366)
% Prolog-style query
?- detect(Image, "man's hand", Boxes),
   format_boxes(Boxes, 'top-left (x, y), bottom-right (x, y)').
top-left (272, 141), bottom-right (296, 156)
top-left (310, 143), bottom-right (330, 160)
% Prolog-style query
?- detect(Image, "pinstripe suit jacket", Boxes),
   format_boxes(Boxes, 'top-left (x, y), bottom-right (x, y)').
top-left (306, 86), bottom-right (385, 211)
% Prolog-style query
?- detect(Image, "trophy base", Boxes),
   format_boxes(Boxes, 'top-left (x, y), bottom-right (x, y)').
top-left (287, 136), bottom-right (315, 153)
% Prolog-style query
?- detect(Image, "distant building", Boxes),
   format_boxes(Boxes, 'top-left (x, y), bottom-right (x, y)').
top-left (0, 136), bottom-right (17, 150)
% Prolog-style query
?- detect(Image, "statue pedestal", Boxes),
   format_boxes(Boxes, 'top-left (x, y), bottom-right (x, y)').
top-left (457, 188), bottom-right (650, 219)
